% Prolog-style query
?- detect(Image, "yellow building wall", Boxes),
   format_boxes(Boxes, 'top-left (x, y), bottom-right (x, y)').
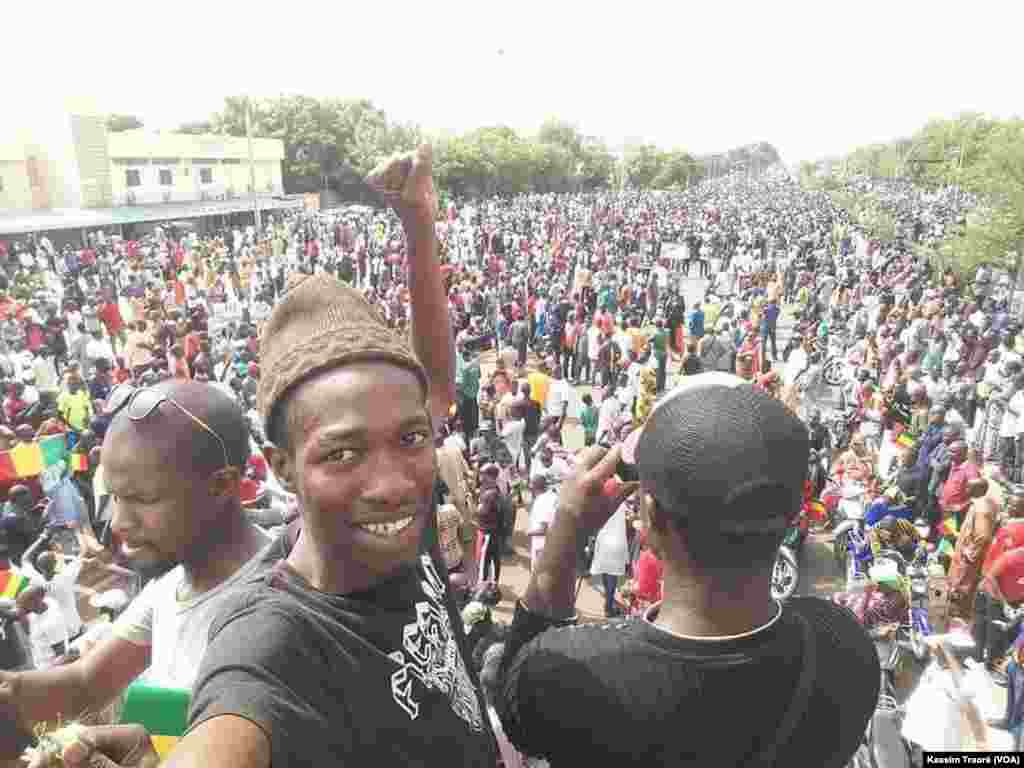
top-left (3, 126), bottom-right (284, 211)
top-left (0, 160), bottom-right (33, 209)
top-left (106, 131), bottom-right (285, 205)
top-left (70, 114), bottom-right (113, 208)
top-left (107, 131), bottom-right (284, 164)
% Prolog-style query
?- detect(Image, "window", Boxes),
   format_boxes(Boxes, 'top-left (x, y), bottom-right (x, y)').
top-left (126, 169), bottom-right (141, 187)
top-left (159, 169), bottom-right (173, 186)
top-left (199, 167), bottom-right (213, 184)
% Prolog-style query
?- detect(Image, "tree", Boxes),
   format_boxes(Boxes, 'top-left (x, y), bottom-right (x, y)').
top-left (537, 118), bottom-right (583, 159)
top-left (624, 145), bottom-right (667, 189)
top-left (210, 96), bottom-right (254, 137)
top-left (106, 114), bottom-right (144, 132)
top-left (578, 138), bottom-right (616, 191)
top-left (176, 121), bottom-right (215, 135)
top-left (945, 118), bottom-right (1024, 273)
top-left (652, 149), bottom-right (700, 189)
top-left (815, 114), bottom-right (1024, 278)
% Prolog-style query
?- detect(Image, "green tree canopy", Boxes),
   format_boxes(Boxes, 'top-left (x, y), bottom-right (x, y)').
top-left (106, 114), bottom-right (144, 132)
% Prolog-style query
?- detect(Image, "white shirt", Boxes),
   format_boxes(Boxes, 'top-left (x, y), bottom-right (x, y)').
top-left (33, 356), bottom-right (59, 393)
top-left (501, 418), bottom-right (525, 464)
top-left (527, 490), bottom-right (559, 569)
top-left (587, 326), bottom-right (602, 361)
top-left (545, 378), bottom-right (571, 420)
top-left (23, 557), bottom-right (84, 669)
top-left (1008, 390), bottom-right (1024, 437)
top-left (590, 504), bottom-right (629, 577)
top-left (614, 331), bottom-right (631, 361)
top-left (597, 395), bottom-right (621, 442)
top-left (85, 338), bottom-right (115, 371)
top-left (625, 362), bottom-right (643, 399)
top-left (654, 265), bottom-right (669, 290)
top-left (113, 532), bottom-right (272, 687)
top-left (529, 456), bottom-right (570, 487)
top-left (924, 376), bottom-right (948, 405)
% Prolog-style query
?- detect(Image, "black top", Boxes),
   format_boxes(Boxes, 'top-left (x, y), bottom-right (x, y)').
top-left (523, 399), bottom-right (542, 439)
top-left (498, 597), bottom-right (879, 768)
top-left (189, 538), bottom-right (496, 768)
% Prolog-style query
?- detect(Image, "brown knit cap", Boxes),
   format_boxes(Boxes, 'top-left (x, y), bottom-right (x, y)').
top-left (257, 273), bottom-right (428, 434)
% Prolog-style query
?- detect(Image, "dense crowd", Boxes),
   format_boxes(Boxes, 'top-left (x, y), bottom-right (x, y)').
top-left (0, 150), bottom-right (1021, 765)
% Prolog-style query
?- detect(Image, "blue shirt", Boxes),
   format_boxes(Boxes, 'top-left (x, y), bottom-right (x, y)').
top-left (915, 425), bottom-right (944, 474)
top-left (688, 310), bottom-right (705, 337)
top-left (45, 478), bottom-right (84, 529)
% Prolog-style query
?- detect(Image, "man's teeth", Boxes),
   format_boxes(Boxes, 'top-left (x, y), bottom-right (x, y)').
top-left (358, 516), bottom-right (415, 536)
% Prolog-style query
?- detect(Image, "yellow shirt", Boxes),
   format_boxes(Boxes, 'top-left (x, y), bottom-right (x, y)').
top-left (527, 372), bottom-right (551, 410)
top-left (628, 328), bottom-right (648, 357)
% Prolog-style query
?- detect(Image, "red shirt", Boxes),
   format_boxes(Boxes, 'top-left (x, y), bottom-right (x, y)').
top-left (941, 461), bottom-right (981, 512)
top-left (25, 323), bottom-right (44, 352)
top-left (984, 520), bottom-right (1024, 574)
top-left (248, 454), bottom-right (268, 482)
top-left (634, 550), bottom-right (664, 603)
top-left (99, 302), bottom-right (124, 334)
top-left (239, 477), bottom-right (262, 505)
top-left (990, 548), bottom-right (1024, 604)
top-left (184, 333), bottom-right (202, 362)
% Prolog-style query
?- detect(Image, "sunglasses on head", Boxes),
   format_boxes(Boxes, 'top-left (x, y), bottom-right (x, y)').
top-left (104, 383), bottom-right (230, 470)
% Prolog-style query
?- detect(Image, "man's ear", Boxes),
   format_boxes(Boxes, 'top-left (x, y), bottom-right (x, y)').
top-left (263, 443), bottom-right (296, 494)
top-left (641, 492), bottom-right (670, 560)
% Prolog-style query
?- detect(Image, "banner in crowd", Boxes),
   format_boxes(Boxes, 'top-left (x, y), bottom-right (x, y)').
top-left (0, 434), bottom-right (68, 482)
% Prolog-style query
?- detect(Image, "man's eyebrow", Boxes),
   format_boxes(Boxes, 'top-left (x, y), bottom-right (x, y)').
top-left (316, 415), bottom-right (432, 445)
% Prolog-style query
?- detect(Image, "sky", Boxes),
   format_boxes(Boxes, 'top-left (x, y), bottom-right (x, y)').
top-left (8, 0), bottom-right (1023, 164)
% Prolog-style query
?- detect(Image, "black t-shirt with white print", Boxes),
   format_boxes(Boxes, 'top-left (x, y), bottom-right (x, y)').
top-left (189, 534), bottom-right (496, 767)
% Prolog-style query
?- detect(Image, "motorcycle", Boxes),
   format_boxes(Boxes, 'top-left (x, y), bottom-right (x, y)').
top-left (821, 336), bottom-right (853, 388)
top-left (771, 494), bottom-right (814, 602)
top-left (826, 404), bottom-right (859, 454)
top-left (832, 482), bottom-right (870, 587)
top-left (771, 527), bottom-right (803, 603)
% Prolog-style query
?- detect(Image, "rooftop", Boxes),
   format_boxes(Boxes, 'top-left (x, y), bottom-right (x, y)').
top-left (0, 195), bottom-right (306, 236)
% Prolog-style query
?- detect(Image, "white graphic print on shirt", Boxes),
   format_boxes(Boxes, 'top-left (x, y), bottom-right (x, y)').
top-left (388, 555), bottom-right (484, 733)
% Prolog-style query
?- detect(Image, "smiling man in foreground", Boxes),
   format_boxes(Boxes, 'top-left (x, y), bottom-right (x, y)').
top-left (155, 269), bottom-right (493, 767)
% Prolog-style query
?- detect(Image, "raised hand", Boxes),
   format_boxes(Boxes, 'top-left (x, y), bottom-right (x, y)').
top-left (366, 144), bottom-right (439, 226)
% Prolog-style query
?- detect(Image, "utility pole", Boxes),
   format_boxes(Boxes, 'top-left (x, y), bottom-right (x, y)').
top-left (246, 96), bottom-right (261, 231)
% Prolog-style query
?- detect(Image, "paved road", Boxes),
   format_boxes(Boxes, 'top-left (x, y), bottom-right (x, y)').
top-left (483, 266), bottom-right (843, 624)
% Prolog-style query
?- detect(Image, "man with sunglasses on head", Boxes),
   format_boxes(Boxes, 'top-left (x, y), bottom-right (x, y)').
top-left (0, 380), bottom-right (276, 756)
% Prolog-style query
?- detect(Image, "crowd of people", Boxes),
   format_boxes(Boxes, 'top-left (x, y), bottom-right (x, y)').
top-left (0, 143), bottom-right (1019, 764)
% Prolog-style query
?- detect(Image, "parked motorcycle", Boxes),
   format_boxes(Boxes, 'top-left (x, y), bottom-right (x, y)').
top-left (833, 482), bottom-right (870, 587)
top-left (771, 500), bottom-right (812, 602)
